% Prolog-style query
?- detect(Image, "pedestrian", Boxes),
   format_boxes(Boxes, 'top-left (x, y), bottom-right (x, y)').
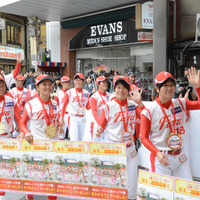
top-left (140, 67), bottom-right (200, 180)
top-left (19, 74), bottom-right (64, 200)
top-left (60, 73), bottom-right (90, 141)
top-left (96, 75), bottom-right (144, 200)
top-left (0, 76), bottom-right (23, 199)
top-left (89, 75), bottom-right (110, 141)
top-left (54, 76), bottom-right (71, 139)
top-left (85, 74), bottom-right (96, 96)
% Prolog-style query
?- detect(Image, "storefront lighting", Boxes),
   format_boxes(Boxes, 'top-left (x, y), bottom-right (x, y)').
top-left (0, 0), bottom-right (21, 8)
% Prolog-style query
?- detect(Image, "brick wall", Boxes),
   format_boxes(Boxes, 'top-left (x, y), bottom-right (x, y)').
top-left (60, 27), bottom-right (82, 79)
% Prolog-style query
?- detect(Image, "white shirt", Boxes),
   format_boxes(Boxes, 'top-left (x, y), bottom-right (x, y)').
top-left (24, 97), bottom-right (60, 140)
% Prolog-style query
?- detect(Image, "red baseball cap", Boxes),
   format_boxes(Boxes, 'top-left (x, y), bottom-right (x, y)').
top-left (61, 76), bottom-right (70, 83)
top-left (74, 73), bottom-right (84, 80)
top-left (155, 71), bottom-right (176, 86)
top-left (96, 76), bottom-right (108, 85)
top-left (16, 75), bottom-right (25, 81)
top-left (113, 75), bottom-right (130, 86)
top-left (36, 74), bottom-right (54, 86)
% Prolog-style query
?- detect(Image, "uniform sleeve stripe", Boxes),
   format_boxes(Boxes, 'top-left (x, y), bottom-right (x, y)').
top-left (143, 108), bottom-right (152, 125)
top-left (27, 102), bottom-right (33, 118)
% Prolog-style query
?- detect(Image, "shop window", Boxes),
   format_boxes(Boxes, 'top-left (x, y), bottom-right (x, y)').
top-left (7, 23), bottom-right (21, 46)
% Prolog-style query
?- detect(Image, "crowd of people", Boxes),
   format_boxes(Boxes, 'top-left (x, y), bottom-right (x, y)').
top-left (0, 52), bottom-right (200, 200)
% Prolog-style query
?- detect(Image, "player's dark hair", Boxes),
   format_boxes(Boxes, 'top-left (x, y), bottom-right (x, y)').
top-left (114, 80), bottom-right (130, 92)
top-left (155, 77), bottom-right (176, 93)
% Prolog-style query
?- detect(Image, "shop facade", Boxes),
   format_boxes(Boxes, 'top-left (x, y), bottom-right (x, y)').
top-left (0, 13), bottom-right (26, 73)
top-left (60, 5), bottom-right (154, 100)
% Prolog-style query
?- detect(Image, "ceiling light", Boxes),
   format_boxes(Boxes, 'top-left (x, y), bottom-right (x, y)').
top-left (0, 0), bottom-right (21, 8)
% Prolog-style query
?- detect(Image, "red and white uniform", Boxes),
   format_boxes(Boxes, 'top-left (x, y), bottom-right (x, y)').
top-left (90, 90), bottom-right (110, 141)
top-left (9, 87), bottom-right (28, 114)
top-left (54, 89), bottom-right (68, 139)
top-left (0, 95), bottom-right (22, 138)
top-left (61, 88), bottom-right (90, 141)
top-left (4, 63), bottom-right (21, 88)
top-left (21, 97), bottom-right (60, 140)
top-left (99, 97), bottom-right (144, 199)
top-left (141, 88), bottom-right (200, 180)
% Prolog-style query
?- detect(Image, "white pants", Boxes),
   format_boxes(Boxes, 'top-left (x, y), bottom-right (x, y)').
top-left (68, 115), bottom-right (86, 141)
top-left (59, 114), bottom-right (68, 140)
top-left (90, 121), bottom-right (107, 142)
top-left (126, 144), bottom-right (138, 200)
top-left (150, 149), bottom-right (192, 180)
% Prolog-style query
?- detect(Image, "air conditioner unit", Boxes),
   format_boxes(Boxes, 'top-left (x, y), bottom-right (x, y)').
top-left (195, 13), bottom-right (200, 42)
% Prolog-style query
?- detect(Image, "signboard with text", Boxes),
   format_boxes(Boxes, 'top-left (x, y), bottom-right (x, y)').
top-left (0, 45), bottom-right (24, 60)
top-left (69, 19), bottom-right (137, 49)
top-left (0, 139), bottom-right (127, 199)
top-left (137, 170), bottom-right (200, 200)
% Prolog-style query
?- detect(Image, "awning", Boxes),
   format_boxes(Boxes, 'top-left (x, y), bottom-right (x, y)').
top-left (36, 61), bottom-right (66, 67)
top-left (61, 6), bottom-right (135, 29)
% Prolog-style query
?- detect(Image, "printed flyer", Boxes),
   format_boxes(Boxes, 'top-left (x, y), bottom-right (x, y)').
top-left (137, 170), bottom-right (174, 200)
top-left (175, 178), bottom-right (200, 200)
top-left (0, 139), bottom-right (128, 199)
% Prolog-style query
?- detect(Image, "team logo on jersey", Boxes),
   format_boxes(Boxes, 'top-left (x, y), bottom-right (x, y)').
top-left (114, 111), bottom-right (136, 123)
top-left (171, 106), bottom-right (182, 118)
top-left (128, 105), bottom-right (136, 115)
top-left (5, 102), bottom-right (13, 107)
top-left (83, 93), bottom-right (88, 97)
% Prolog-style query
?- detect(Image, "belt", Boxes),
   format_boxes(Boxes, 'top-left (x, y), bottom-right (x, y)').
top-left (70, 114), bottom-right (85, 117)
top-left (1, 133), bottom-right (8, 136)
top-left (167, 149), bottom-right (182, 156)
top-left (126, 142), bottom-right (133, 148)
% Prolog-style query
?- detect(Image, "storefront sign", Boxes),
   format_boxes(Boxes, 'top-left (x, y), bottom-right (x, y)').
top-left (0, 139), bottom-right (127, 199)
top-left (142, 2), bottom-right (154, 29)
top-left (69, 19), bottom-right (137, 49)
top-left (0, 45), bottom-right (24, 60)
top-left (138, 31), bottom-right (153, 41)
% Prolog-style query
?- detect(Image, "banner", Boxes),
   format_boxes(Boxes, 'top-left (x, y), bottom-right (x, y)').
top-left (137, 170), bottom-right (200, 200)
top-left (0, 139), bottom-right (127, 199)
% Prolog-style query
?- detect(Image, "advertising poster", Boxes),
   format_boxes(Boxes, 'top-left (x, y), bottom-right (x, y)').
top-left (175, 178), bottom-right (200, 200)
top-left (0, 139), bottom-right (127, 199)
top-left (137, 170), bottom-right (174, 200)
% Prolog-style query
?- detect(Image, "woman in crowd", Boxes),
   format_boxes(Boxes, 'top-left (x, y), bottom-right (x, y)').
top-left (140, 67), bottom-right (200, 180)
top-left (96, 75), bottom-right (144, 200)
top-left (89, 75), bottom-right (109, 141)
top-left (19, 74), bottom-right (63, 200)
top-left (60, 73), bottom-right (90, 141)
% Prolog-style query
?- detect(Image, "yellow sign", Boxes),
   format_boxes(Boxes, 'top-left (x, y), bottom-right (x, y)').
top-left (89, 142), bottom-right (126, 156)
top-left (22, 140), bottom-right (53, 152)
top-left (54, 141), bottom-right (88, 154)
top-left (138, 170), bottom-right (174, 191)
top-left (0, 139), bottom-right (21, 151)
top-left (175, 178), bottom-right (200, 198)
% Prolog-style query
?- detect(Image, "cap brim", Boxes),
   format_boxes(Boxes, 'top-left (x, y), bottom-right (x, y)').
top-left (115, 78), bottom-right (130, 86)
top-left (74, 75), bottom-right (84, 80)
top-left (37, 76), bottom-right (55, 86)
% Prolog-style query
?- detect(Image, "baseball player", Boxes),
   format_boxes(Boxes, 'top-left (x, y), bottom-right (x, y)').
top-left (54, 76), bottom-right (71, 139)
top-left (0, 76), bottom-right (23, 199)
top-left (90, 76), bottom-right (109, 141)
top-left (140, 67), bottom-right (200, 180)
top-left (60, 73), bottom-right (90, 141)
top-left (9, 75), bottom-right (30, 138)
top-left (96, 76), bottom-right (144, 200)
top-left (19, 74), bottom-right (64, 200)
